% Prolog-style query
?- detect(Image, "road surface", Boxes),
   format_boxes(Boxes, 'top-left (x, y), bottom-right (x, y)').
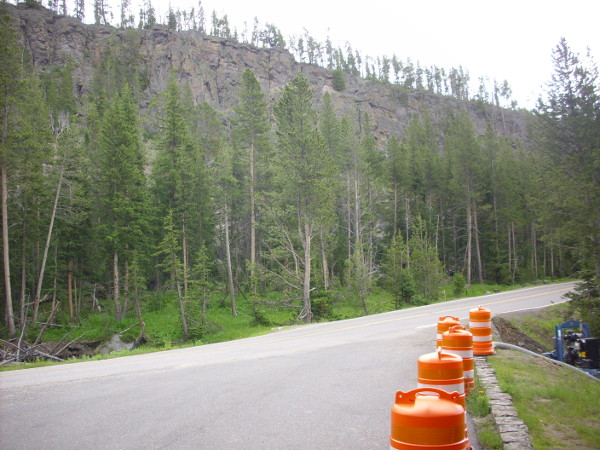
top-left (0, 282), bottom-right (575, 449)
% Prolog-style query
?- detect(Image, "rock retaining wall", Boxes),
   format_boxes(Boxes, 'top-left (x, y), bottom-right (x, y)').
top-left (474, 356), bottom-right (533, 450)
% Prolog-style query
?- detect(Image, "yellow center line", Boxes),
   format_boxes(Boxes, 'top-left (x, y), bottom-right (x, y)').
top-left (1, 287), bottom-right (573, 375)
top-left (436, 286), bottom-right (571, 315)
top-left (264, 312), bottom-right (431, 342)
top-left (265, 286), bottom-right (573, 342)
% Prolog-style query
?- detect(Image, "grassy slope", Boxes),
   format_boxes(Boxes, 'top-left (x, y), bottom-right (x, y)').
top-left (32, 281), bottom-right (520, 349)
top-left (486, 302), bottom-right (600, 449)
top-left (489, 349), bottom-right (600, 449)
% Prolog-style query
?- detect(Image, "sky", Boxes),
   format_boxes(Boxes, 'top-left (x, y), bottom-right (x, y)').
top-left (126, 1), bottom-right (600, 109)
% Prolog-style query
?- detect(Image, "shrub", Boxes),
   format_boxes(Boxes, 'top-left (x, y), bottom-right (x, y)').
top-left (451, 273), bottom-right (466, 297)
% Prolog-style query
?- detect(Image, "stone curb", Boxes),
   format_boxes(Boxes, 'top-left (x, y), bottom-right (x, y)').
top-left (474, 355), bottom-right (534, 449)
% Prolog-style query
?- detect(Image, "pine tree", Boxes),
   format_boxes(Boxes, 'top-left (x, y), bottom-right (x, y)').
top-left (318, 93), bottom-right (347, 287)
top-left (535, 39), bottom-right (600, 331)
top-left (74, 0), bottom-right (85, 21)
top-left (94, 0), bottom-right (110, 25)
top-left (409, 217), bottom-right (446, 301)
top-left (120, 0), bottom-right (133, 28)
top-left (212, 142), bottom-right (239, 316)
top-left (1, 13), bottom-right (26, 337)
top-left (153, 77), bottom-right (213, 321)
top-left (344, 247), bottom-right (371, 315)
top-left (190, 244), bottom-right (212, 329)
top-left (1, 14), bottom-right (53, 336)
top-left (155, 210), bottom-right (189, 339)
top-left (232, 69), bottom-right (271, 282)
top-left (332, 67), bottom-right (345, 91)
top-left (386, 135), bottom-right (410, 239)
top-left (95, 84), bottom-right (149, 320)
top-left (445, 111), bottom-right (484, 285)
top-left (47, 127), bottom-right (90, 323)
top-left (272, 73), bottom-right (336, 322)
top-left (382, 236), bottom-right (414, 308)
top-left (535, 38), bottom-right (600, 278)
top-left (153, 75), bottom-right (192, 298)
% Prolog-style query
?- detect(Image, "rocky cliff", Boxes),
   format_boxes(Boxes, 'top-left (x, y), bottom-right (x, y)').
top-left (4, 3), bottom-right (531, 147)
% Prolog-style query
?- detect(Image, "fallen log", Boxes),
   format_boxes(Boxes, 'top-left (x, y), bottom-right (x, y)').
top-left (1, 337), bottom-right (66, 363)
top-left (32, 350), bottom-right (64, 362)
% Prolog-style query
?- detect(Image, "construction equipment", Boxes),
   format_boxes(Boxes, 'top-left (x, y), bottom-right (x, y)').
top-left (544, 320), bottom-right (600, 378)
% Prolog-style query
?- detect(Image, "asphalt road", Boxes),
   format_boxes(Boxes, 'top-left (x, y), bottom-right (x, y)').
top-left (0, 282), bottom-right (576, 449)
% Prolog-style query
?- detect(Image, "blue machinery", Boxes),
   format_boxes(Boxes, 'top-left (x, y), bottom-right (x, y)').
top-left (544, 320), bottom-right (600, 378)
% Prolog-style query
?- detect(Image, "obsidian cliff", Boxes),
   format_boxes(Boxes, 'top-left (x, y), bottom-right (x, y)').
top-left (4, 3), bottom-right (531, 146)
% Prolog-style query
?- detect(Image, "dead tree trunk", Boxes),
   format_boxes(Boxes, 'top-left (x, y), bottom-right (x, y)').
top-left (465, 199), bottom-right (473, 286)
top-left (182, 224), bottom-right (189, 300)
top-left (224, 209), bottom-right (237, 317)
top-left (472, 200), bottom-right (483, 283)
top-left (113, 251), bottom-right (120, 320)
top-left (67, 258), bottom-right (73, 322)
top-left (33, 165), bottom-right (64, 322)
top-left (249, 142), bottom-right (257, 284)
top-left (298, 221), bottom-right (313, 323)
top-left (1, 160), bottom-right (15, 338)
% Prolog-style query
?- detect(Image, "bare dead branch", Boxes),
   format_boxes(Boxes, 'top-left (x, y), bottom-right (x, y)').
top-left (16, 316), bottom-right (27, 362)
top-left (24, 294), bottom-right (50, 307)
top-left (33, 301), bottom-right (60, 347)
top-left (53, 333), bottom-right (86, 357)
top-left (50, 331), bottom-right (73, 354)
top-left (120, 322), bottom-right (140, 334)
top-left (0, 339), bottom-right (21, 350)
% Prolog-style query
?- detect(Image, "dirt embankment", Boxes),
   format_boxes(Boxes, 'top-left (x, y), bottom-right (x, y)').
top-left (492, 308), bottom-right (554, 353)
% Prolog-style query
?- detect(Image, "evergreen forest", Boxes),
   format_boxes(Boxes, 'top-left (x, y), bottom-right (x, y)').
top-left (1, 1), bottom-right (599, 352)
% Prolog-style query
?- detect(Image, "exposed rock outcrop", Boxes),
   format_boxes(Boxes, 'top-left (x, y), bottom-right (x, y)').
top-left (4, 3), bottom-right (531, 146)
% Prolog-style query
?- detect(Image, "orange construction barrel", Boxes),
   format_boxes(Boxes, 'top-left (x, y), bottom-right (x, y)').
top-left (390, 388), bottom-right (467, 450)
top-left (469, 306), bottom-right (495, 355)
top-left (442, 325), bottom-right (475, 394)
top-left (437, 316), bottom-right (461, 348)
top-left (417, 348), bottom-right (465, 408)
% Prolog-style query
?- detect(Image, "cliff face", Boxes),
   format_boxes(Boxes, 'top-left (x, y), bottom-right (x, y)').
top-left (5, 4), bottom-right (531, 146)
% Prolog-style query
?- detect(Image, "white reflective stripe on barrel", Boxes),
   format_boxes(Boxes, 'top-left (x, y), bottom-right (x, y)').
top-left (417, 382), bottom-right (465, 394)
top-left (442, 348), bottom-right (473, 358)
top-left (469, 321), bottom-right (491, 327)
top-left (472, 335), bottom-right (492, 342)
top-left (463, 370), bottom-right (474, 378)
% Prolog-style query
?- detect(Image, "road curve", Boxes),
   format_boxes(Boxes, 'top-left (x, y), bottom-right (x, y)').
top-left (0, 282), bottom-right (576, 449)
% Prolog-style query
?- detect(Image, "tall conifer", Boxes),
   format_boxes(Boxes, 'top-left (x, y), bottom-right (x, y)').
top-left (272, 73), bottom-right (336, 322)
top-left (96, 84), bottom-right (148, 320)
top-left (232, 69), bottom-right (271, 281)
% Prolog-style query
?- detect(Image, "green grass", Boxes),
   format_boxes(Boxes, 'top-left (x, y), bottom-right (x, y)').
top-left (467, 372), bottom-right (503, 449)
top-left (488, 349), bottom-right (600, 449)
top-left (466, 376), bottom-right (491, 418)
